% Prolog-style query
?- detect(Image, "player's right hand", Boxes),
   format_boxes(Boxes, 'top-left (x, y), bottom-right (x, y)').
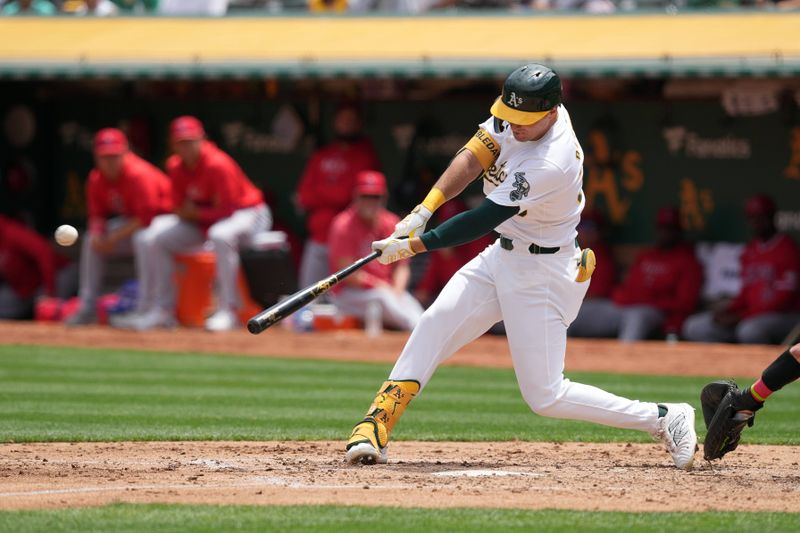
top-left (372, 237), bottom-right (415, 265)
top-left (391, 204), bottom-right (433, 238)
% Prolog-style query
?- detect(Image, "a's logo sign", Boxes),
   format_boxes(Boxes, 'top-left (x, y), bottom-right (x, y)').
top-left (509, 172), bottom-right (530, 202)
top-left (507, 92), bottom-right (523, 108)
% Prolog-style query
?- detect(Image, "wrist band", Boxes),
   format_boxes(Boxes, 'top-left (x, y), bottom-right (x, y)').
top-left (421, 187), bottom-right (446, 212)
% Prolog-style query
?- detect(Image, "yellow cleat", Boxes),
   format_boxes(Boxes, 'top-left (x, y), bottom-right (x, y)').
top-left (346, 419), bottom-right (388, 465)
top-left (345, 380), bottom-right (420, 465)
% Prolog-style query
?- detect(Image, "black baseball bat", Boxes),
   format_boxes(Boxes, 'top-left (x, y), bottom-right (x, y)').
top-left (247, 250), bottom-right (381, 334)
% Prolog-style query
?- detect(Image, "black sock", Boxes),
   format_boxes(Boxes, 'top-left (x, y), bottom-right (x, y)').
top-left (762, 349), bottom-right (800, 392)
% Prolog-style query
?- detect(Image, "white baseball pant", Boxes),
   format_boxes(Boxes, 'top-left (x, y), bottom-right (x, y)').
top-left (331, 287), bottom-right (424, 331)
top-left (389, 240), bottom-right (660, 433)
top-left (298, 240), bottom-right (330, 290)
top-left (76, 216), bottom-right (149, 313)
top-left (140, 204), bottom-right (271, 313)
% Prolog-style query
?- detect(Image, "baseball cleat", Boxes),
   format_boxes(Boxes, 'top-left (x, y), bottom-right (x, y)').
top-left (65, 308), bottom-right (97, 327)
top-left (205, 309), bottom-right (240, 332)
top-left (345, 442), bottom-right (388, 465)
top-left (345, 419), bottom-right (388, 465)
top-left (653, 402), bottom-right (698, 470)
top-left (126, 307), bottom-right (177, 331)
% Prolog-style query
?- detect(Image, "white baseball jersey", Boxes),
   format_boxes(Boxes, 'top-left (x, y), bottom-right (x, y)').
top-left (480, 105), bottom-right (585, 248)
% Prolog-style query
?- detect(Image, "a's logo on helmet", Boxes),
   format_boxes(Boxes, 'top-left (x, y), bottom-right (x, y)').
top-left (507, 92), bottom-right (523, 108)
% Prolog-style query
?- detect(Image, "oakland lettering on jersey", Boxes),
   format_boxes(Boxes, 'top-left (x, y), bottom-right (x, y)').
top-left (483, 160), bottom-right (508, 186)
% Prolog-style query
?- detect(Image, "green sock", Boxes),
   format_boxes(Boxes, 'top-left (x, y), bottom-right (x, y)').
top-left (658, 405), bottom-right (668, 418)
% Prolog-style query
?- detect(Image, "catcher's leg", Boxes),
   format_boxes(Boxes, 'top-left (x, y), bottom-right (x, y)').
top-left (346, 380), bottom-right (420, 465)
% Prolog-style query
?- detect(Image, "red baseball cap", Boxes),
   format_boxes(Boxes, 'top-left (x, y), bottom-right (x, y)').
top-left (745, 194), bottom-right (776, 217)
top-left (355, 170), bottom-right (387, 196)
top-left (170, 116), bottom-right (205, 142)
top-left (94, 128), bottom-right (128, 156)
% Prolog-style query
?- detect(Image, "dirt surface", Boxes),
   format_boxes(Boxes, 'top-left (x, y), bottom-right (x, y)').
top-left (1, 441), bottom-right (799, 512)
top-left (1, 321), bottom-right (798, 513)
top-left (0, 321), bottom-right (782, 377)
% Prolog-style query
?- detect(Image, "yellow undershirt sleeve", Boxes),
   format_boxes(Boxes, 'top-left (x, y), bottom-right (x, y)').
top-left (461, 128), bottom-right (501, 171)
top-left (421, 187), bottom-right (446, 212)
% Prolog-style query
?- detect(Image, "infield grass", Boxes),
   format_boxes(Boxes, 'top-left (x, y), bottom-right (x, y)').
top-left (0, 344), bottom-right (797, 444)
top-left (1, 504), bottom-right (799, 533)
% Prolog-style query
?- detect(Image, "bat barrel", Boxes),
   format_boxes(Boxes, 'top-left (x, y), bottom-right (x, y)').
top-left (246, 250), bottom-right (381, 335)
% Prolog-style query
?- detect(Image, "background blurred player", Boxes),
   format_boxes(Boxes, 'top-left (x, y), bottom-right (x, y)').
top-left (295, 104), bottom-right (380, 290)
top-left (683, 194), bottom-right (800, 345)
top-left (126, 116), bottom-right (270, 332)
top-left (67, 128), bottom-right (171, 326)
top-left (328, 170), bottom-right (423, 331)
top-left (0, 215), bottom-right (75, 319)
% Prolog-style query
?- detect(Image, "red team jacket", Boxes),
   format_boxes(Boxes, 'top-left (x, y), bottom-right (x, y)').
top-left (728, 234), bottom-right (800, 319)
top-left (0, 215), bottom-right (68, 298)
top-left (613, 243), bottom-right (703, 332)
top-left (87, 152), bottom-right (172, 235)
top-left (328, 206), bottom-right (399, 293)
top-left (167, 141), bottom-right (264, 231)
top-left (297, 140), bottom-right (380, 244)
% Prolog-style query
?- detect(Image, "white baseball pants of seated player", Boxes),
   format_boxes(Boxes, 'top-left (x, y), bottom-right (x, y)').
top-left (75, 216), bottom-right (149, 313)
top-left (331, 287), bottom-right (424, 331)
top-left (389, 239), bottom-right (661, 433)
top-left (298, 240), bottom-right (330, 291)
top-left (568, 298), bottom-right (666, 342)
top-left (140, 204), bottom-right (271, 314)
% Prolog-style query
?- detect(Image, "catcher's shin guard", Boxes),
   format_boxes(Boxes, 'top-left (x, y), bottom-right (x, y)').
top-left (345, 380), bottom-right (420, 465)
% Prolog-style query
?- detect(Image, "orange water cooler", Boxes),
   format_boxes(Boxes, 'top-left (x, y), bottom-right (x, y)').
top-left (173, 251), bottom-right (261, 327)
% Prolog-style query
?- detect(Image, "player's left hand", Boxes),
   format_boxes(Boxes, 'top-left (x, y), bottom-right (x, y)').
top-left (371, 237), bottom-right (416, 265)
top-left (391, 204), bottom-right (432, 239)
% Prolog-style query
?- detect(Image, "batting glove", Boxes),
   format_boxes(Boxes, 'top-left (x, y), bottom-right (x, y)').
top-left (372, 237), bottom-right (416, 265)
top-left (391, 204), bottom-right (432, 239)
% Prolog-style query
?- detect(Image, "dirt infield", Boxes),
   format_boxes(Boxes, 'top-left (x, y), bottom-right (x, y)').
top-left (0, 321), bottom-right (783, 377)
top-left (1, 321), bottom-right (797, 513)
top-left (1, 441), bottom-right (799, 512)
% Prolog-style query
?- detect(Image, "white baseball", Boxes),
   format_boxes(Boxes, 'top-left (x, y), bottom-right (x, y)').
top-left (55, 224), bottom-right (79, 247)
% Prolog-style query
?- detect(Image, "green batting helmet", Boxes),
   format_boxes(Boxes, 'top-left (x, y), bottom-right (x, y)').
top-left (490, 64), bottom-right (562, 125)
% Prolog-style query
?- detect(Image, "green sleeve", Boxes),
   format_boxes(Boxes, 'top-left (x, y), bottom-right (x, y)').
top-left (419, 198), bottom-right (519, 252)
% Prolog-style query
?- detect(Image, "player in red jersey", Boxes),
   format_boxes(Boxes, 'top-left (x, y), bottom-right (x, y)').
top-left (67, 128), bottom-right (172, 326)
top-left (328, 171), bottom-right (423, 331)
top-left (570, 207), bottom-right (703, 341)
top-left (296, 104), bottom-right (380, 290)
top-left (0, 215), bottom-right (73, 319)
top-left (683, 194), bottom-right (800, 344)
top-left (126, 116), bottom-right (271, 332)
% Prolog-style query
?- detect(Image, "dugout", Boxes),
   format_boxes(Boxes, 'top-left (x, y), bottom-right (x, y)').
top-left (1, 11), bottom-right (799, 254)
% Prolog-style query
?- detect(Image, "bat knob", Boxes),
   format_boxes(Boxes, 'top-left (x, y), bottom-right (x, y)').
top-left (247, 319), bottom-right (263, 335)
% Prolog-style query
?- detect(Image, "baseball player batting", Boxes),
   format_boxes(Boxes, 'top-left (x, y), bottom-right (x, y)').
top-left (345, 64), bottom-right (698, 470)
